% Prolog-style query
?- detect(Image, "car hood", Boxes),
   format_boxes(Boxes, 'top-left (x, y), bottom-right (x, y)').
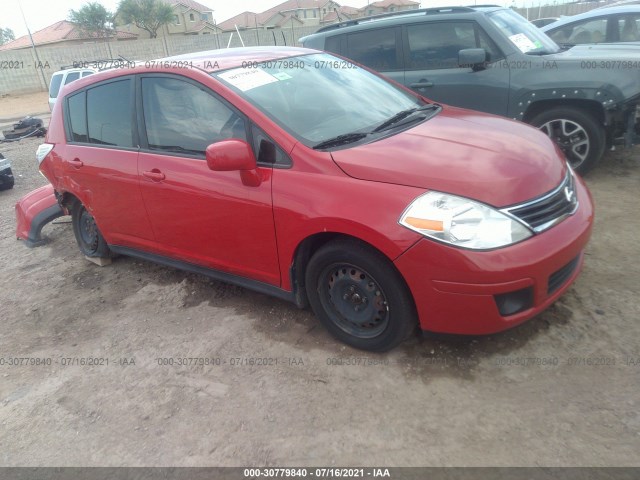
top-left (330, 106), bottom-right (567, 208)
top-left (551, 43), bottom-right (640, 60)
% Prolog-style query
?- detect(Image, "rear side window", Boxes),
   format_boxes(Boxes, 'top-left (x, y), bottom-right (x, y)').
top-left (64, 72), bottom-right (80, 85)
top-left (407, 22), bottom-right (501, 70)
top-left (346, 27), bottom-right (399, 70)
top-left (87, 80), bottom-right (133, 147)
top-left (49, 74), bottom-right (63, 98)
top-left (141, 76), bottom-right (245, 155)
top-left (67, 91), bottom-right (87, 142)
top-left (325, 35), bottom-right (342, 54)
top-left (81, 70), bottom-right (94, 77)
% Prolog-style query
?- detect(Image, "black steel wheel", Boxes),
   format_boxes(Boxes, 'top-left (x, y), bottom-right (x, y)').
top-left (305, 239), bottom-right (416, 351)
top-left (71, 201), bottom-right (110, 258)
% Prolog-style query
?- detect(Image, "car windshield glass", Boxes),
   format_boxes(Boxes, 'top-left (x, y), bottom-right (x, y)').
top-left (213, 53), bottom-right (426, 146)
top-left (489, 9), bottom-right (560, 54)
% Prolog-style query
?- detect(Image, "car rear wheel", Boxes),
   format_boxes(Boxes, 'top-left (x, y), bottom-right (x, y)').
top-left (530, 107), bottom-right (605, 174)
top-left (305, 239), bottom-right (416, 351)
top-left (71, 201), bottom-right (111, 258)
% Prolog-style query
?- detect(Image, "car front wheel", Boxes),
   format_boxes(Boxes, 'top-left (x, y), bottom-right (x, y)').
top-left (530, 106), bottom-right (605, 174)
top-left (305, 239), bottom-right (416, 351)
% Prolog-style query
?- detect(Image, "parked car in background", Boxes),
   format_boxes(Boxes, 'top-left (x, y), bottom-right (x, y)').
top-left (48, 67), bottom-right (96, 111)
top-left (301, 6), bottom-right (640, 173)
top-left (531, 17), bottom-right (559, 28)
top-left (541, 5), bottom-right (640, 45)
top-left (17, 47), bottom-right (594, 351)
top-left (0, 153), bottom-right (14, 190)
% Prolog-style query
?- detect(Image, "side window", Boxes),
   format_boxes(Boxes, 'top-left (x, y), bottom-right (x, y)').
top-left (87, 80), bottom-right (133, 148)
top-left (407, 22), bottom-right (500, 70)
top-left (141, 76), bottom-right (246, 155)
top-left (64, 72), bottom-right (80, 85)
top-left (346, 27), bottom-right (398, 70)
top-left (49, 74), bottom-right (63, 98)
top-left (81, 70), bottom-right (94, 78)
top-left (619, 15), bottom-right (640, 42)
top-left (67, 91), bottom-right (87, 142)
top-left (325, 35), bottom-right (342, 54)
top-left (562, 18), bottom-right (607, 44)
top-left (250, 124), bottom-right (291, 167)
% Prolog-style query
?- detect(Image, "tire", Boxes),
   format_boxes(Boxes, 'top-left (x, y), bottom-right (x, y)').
top-left (529, 107), bottom-right (605, 174)
top-left (305, 239), bottom-right (417, 352)
top-left (71, 201), bottom-right (111, 258)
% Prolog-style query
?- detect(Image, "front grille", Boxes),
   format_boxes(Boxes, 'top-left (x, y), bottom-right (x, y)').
top-left (503, 171), bottom-right (578, 232)
top-left (548, 255), bottom-right (580, 295)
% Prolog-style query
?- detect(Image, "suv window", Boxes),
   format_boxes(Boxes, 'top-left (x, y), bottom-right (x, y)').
top-left (64, 72), bottom-right (81, 85)
top-left (346, 27), bottom-right (399, 70)
top-left (407, 22), bottom-right (501, 70)
top-left (87, 80), bottom-right (133, 148)
top-left (141, 76), bottom-right (246, 156)
top-left (49, 74), bottom-right (63, 98)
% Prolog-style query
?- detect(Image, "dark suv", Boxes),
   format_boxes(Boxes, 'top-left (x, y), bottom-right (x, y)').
top-left (301, 6), bottom-right (640, 173)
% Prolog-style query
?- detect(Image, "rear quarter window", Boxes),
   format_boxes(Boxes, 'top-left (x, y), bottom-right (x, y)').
top-left (49, 74), bottom-right (63, 98)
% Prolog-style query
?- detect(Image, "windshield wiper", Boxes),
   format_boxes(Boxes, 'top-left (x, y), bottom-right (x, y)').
top-left (312, 132), bottom-right (369, 150)
top-left (372, 104), bottom-right (440, 133)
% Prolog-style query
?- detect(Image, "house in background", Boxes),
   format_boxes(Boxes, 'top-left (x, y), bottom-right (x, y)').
top-left (217, 0), bottom-right (421, 32)
top-left (0, 20), bottom-right (137, 51)
top-left (360, 0), bottom-right (421, 17)
top-left (118, 0), bottom-right (222, 38)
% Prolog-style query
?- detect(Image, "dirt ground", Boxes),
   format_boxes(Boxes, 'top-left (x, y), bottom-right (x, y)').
top-left (0, 92), bottom-right (49, 124)
top-left (0, 93), bottom-right (638, 467)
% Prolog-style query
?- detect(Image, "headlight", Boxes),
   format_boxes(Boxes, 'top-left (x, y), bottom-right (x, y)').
top-left (399, 191), bottom-right (532, 250)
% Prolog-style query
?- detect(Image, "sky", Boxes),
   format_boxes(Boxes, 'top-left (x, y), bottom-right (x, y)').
top-left (3, 0), bottom-right (562, 39)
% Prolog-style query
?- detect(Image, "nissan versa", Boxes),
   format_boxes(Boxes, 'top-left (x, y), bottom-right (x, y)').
top-left (16, 47), bottom-right (594, 351)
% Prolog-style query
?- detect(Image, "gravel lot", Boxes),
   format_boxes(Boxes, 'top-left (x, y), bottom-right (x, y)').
top-left (0, 122), bottom-right (639, 466)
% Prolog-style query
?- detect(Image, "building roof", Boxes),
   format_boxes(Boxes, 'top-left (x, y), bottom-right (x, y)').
top-left (168, 0), bottom-right (214, 13)
top-left (367, 0), bottom-right (420, 7)
top-left (0, 20), bottom-right (137, 51)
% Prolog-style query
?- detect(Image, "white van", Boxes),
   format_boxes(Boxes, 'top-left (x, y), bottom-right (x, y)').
top-left (48, 68), bottom-right (96, 111)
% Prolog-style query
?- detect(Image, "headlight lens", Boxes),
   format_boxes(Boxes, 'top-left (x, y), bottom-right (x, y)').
top-left (399, 191), bottom-right (532, 249)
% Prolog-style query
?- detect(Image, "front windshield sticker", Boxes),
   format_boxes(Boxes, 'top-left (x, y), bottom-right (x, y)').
top-left (508, 33), bottom-right (538, 53)
top-left (273, 72), bottom-right (293, 81)
top-left (218, 68), bottom-right (278, 92)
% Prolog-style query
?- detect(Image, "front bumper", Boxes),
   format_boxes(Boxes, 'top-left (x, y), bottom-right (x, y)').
top-left (394, 174), bottom-right (594, 335)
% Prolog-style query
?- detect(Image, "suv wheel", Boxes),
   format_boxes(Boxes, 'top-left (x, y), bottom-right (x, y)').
top-left (530, 107), bottom-right (605, 174)
top-left (305, 239), bottom-right (416, 351)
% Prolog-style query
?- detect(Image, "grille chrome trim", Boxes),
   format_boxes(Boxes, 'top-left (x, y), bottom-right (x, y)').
top-left (501, 169), bottom-right (579, 233)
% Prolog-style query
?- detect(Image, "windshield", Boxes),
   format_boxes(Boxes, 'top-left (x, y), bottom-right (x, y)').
top-left (214, 53), bottom-right (425, 146)
top-left (488, 9), bottom-right (560, 55)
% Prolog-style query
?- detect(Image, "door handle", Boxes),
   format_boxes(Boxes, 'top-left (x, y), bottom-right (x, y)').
top-left (411, 81), bottom-right (434, 88)
top-left (143, 170), bottom-right (166, 182)
top-left (68, 158), bottom-right (83, 168)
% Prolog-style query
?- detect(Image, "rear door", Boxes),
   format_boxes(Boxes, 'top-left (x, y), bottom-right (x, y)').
top-left (136, 74), bottom-right (280, 286)
top-left (401, 21), bottom-right (511, 116)
top-left (62, 78), bottom-right (154, 248)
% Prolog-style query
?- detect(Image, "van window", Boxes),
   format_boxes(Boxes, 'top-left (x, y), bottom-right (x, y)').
top-left (141, 76), bottom-right (245, 155)
top-left (67, 91), bottom-right (88, 142)
top-left (49, 74), bottom-right (63, 98)
top-left (64, 72), bottom-right (81, 85)
top-left (87, 80), bottom-right (133, 148)
top-left (82, 70), bottom-right (94, 77)
top-left (346, 27), bottom-right (398, 70)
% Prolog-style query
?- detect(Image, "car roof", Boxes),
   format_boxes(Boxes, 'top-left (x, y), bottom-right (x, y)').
top-left (161, 46), bottom-right (319, 73)
top-left (541, 5), bottom-right (640, 31)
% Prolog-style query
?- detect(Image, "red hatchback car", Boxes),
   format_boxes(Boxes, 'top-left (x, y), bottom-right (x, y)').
top-left (18, 47), bottom-right (594, 351)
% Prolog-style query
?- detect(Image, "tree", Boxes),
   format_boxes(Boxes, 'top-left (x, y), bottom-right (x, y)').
top-left (117, 0), bottom-right (174, 39)
top-left (0, 27), bottom-right (15, 45)
top-left (69, 2), bottom-right (114, 39)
